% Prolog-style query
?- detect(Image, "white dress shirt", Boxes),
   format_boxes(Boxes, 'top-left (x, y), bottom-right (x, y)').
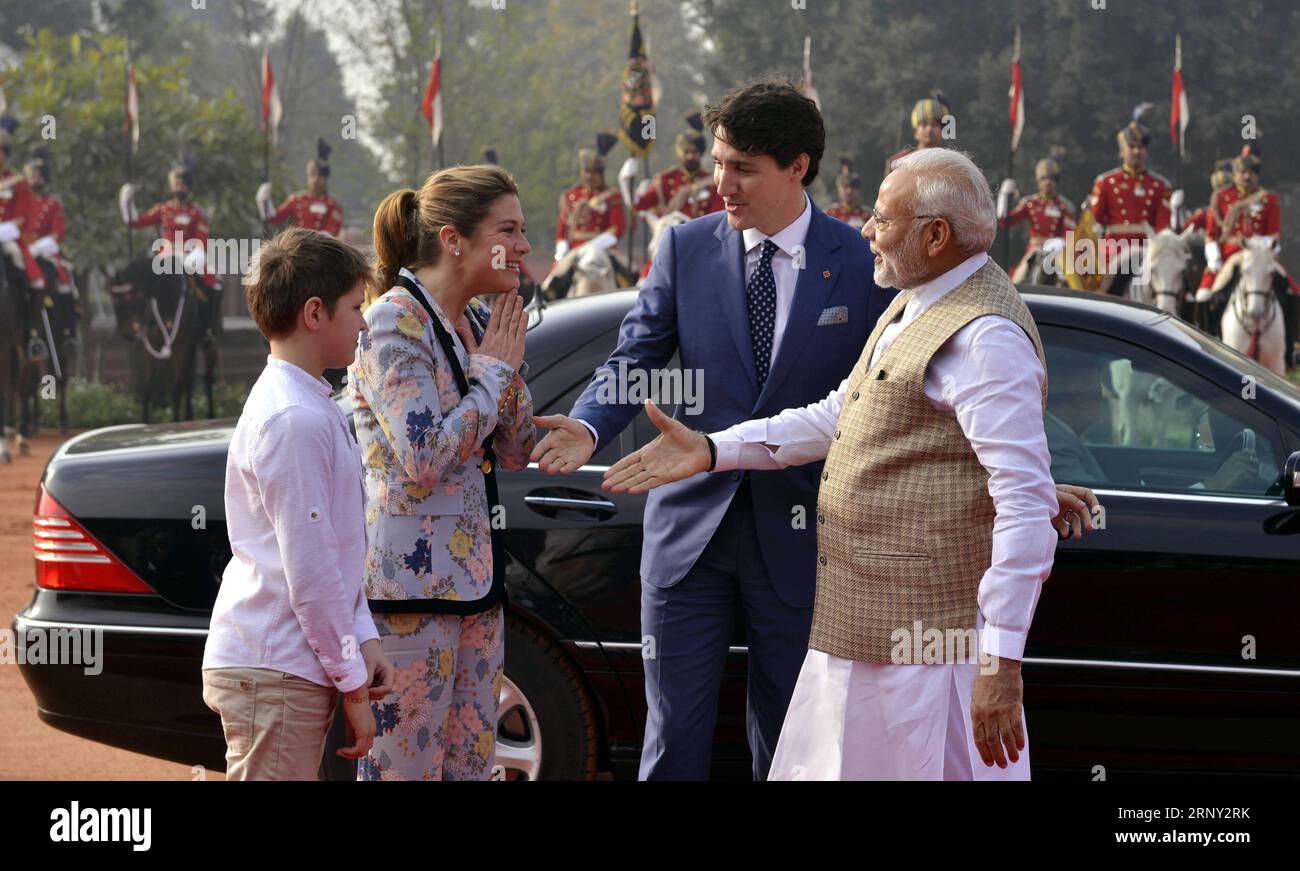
top-left (741, 191), bottom-right (813, 368)
top-left (712, 252), bottom-right (1058, 659)
top-left (203, 356), bottom-right (378, 692)
top-left (577, 194), bottom-right (813, 448)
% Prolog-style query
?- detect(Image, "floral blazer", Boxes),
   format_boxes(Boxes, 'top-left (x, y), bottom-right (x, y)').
top-left (350, 274), bottom-right (535, 607)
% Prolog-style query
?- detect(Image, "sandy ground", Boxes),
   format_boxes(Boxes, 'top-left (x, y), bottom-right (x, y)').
top-left (0, 432), bottom-right (217, 780)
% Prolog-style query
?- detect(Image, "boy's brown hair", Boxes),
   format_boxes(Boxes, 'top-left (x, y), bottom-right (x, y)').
top-left (245, 227), bottom-right (372, 340)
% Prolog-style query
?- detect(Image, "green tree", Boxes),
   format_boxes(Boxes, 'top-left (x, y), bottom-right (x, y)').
top-left (175, 0), bottom-right (390, 233)
top-left (0, 30), bottom-right (260, 270)
top-left (326, 0), bottom-right (711, 253)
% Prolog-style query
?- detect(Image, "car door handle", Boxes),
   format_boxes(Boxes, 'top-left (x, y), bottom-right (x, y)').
top-left (525, 494), bottom-right (617, 512)
top-left (525, 490), bottom-right (618, 519)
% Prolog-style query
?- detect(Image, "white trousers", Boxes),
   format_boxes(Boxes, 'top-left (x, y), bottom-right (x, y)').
top-left (768, 649), bottom-right (1031, 781)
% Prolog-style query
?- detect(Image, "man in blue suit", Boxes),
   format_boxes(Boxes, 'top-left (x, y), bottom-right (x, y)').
top-left (531, 79), bottom-right (894, 779)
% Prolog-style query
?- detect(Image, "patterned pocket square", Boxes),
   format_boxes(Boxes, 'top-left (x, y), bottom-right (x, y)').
top-left (817, 305), bottom-right (849, 326)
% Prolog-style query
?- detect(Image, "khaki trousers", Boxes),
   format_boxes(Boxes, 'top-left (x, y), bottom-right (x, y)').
top-left (202, 667), bottom-right (338, 781)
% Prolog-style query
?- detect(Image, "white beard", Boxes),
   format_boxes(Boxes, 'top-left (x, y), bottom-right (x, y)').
top-left (872, 226), bottom-right (928, 290)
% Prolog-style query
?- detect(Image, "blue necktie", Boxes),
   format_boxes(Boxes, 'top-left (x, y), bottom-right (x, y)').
top-left (747, 239), bottom-right (779, 388)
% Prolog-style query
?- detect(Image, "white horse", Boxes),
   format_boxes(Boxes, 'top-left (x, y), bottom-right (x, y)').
top-left (1098, 230), bottom-right (1149, 306)
top-left (1144, 229), bottom-right (1193, 317)
top-left (645, 210), bottom-right (689, 266)
top-left (1107, 359), bottom-right (1186, 448)
top-left (1214, 238), bottom-right (1287, 375)
top-left (542, 243), bottom-right (624, 300)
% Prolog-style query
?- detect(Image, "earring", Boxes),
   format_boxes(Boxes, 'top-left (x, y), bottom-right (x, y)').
top-left (454, 248), bottom-right (461, 257)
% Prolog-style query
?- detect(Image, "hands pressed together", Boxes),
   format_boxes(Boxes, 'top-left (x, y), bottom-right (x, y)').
top-left (457, 290), bottom-right (527, 374)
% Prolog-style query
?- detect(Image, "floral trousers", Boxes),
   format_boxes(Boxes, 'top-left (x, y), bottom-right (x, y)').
top-left (359, 605), bottom-right (504, 781)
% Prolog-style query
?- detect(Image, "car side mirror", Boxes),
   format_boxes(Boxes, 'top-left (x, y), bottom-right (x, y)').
top-left (1285, 451), bottom-right (1300, 507)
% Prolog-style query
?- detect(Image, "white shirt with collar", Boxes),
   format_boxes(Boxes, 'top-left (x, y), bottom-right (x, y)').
top-left (712, 251), bottom-right (1058, 661)
top-left (577, 193), bottom-right (813, 448)
top-left (203, 355), bottom-right (378, 692)
top-left (741, 190), bottom-right (814, 368)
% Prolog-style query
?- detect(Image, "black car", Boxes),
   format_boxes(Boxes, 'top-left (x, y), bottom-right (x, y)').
top-left (14, 287), bottom-right (1300, 780)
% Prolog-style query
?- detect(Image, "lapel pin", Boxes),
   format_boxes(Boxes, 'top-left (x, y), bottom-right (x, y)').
top-left (822, 270), bottom-right (831, 279)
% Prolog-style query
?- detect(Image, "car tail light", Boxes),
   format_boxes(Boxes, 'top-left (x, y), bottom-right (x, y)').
top-left (32, 485), bottom-right (153, 593)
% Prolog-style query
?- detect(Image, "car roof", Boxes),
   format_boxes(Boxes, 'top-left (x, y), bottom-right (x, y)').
top-left (55, 284), bottom-right (1300, 460)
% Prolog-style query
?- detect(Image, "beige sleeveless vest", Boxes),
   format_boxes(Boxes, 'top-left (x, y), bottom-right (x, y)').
top-left (808, 259), bottom-right (1047, 663)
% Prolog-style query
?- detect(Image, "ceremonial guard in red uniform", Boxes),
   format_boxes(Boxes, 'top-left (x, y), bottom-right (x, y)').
top-left (997, 157), bottom-right (1076, 282)
top-left (23, 147), bottom-right (74, 293)
top-left (825, 157), bottom-right (869, 229)
top-left (0, 117), bottom-right (48, 292)
top-left (1088, 112), bottom-right (1172, 295)
top-left (554, 132), bottom-right (626, 262)
top-left (884, 91), bottom-right (951, 176)
top-left (120, 157), bottom-right (222, 343)
top-left (257, 139), bottom-right (344, 236)
top-left (23, 146), bottom-right (80, 371)
top-left (121, 158), bottom-right (216, 287)
top-left (1197, 145), bottom-right (1292, 365)
top-left (0, 117), bottom-right (53, 362)
top-left (1183, 159), bottom-right (1233, 235)
top-left (633, 112), bottom-right (723, 220)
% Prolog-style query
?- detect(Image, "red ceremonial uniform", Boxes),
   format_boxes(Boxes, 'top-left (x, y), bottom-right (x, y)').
top-left (1198, 185), bottom-right (1282, 289)
top-left (27, 191), bottom-right (67, 242)
top-left (1184, 205), bottom-right (1213, 235)
top-left (1003, 194), bottom-right (1076, 274)
top-left (25, 191), bottom-right (73, 288)
top-left (1089, 166), bottom-right (1172, 241)
top-left (0, 169), bottom-right (47, 288)
top-left (266, 191), bottom-right (344, 236)
top-left (556, 183), bottom-right (626, 250)
top-left (826, 203), bottom-right (870, 229)
top-left (634, 166), bottom-right (723, 219)
top-left (130, 198), bottom-right (217, 287)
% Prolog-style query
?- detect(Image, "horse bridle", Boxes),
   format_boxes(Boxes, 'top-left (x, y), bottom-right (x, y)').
top-left (1231, 280), bottom-right (1278, 336)
top-left (1144, 244), bottom-right (1189, 309)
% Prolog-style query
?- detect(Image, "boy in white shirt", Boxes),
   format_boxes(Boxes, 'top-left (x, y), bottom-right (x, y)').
top-left (202, 228), bottom-right (394, 780)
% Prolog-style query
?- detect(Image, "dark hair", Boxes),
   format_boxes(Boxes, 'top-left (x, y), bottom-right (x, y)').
top-left (703, 78), bottom-right (824, 187)
top-left (370, 164), bottom-right (519, 303)
top-left (245, 228), bottom-right (371, 340)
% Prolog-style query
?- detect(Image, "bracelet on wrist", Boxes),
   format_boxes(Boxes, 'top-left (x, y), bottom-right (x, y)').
top-left (701, 432), bottom-right (717, 472)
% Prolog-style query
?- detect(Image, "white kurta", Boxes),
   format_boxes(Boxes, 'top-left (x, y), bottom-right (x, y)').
top-left (711, 252), bottom-right (1057, 780)
top-left (768, 619), bottom-right (1030, 781)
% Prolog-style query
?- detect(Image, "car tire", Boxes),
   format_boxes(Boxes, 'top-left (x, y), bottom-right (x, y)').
top-left (499, 616), bottom-right (600, 781)
top-left (318, 615), bottom-right (600, 781)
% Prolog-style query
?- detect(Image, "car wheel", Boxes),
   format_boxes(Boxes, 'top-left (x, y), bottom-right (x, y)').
top-left (497, 617), bottom-right (600, 781)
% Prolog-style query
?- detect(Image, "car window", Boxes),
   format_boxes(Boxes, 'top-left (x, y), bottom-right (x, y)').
top-left (1041, 326), bottom-right (1284, 497)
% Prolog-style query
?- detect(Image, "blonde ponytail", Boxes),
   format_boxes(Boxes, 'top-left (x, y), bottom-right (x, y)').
top-left (367, 165), bottom-right (519, 305)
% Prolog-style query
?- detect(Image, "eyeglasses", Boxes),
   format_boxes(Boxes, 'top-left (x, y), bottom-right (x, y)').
top-left (866, 208), bottom-right (938, 232)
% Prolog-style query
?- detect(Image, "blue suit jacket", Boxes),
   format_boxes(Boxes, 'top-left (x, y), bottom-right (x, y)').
top-left (572, 203), bottom-right (896, 608)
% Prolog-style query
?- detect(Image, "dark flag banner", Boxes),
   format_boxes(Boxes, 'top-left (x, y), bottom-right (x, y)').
top-left (617, 6), bottom-right (655, 159)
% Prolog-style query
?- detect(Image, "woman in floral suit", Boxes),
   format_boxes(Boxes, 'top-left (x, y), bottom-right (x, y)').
top-left (350, 165), bottom-right (535, 780)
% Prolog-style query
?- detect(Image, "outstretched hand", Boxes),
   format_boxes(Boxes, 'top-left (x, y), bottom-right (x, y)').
top-left (602, 400), bottom-right (712, 494)
top-left (530, 414), bottom-right (596, 474)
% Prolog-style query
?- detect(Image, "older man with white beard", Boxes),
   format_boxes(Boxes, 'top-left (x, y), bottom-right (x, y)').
top-left (602, 148), bottom-right (1080, 780)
